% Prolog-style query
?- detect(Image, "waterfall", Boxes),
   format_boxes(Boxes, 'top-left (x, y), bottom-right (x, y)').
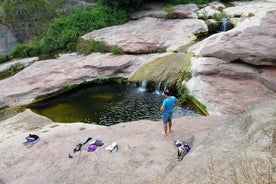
top-left (138, 80), bottom-right (147, 92)
top-left (137, 81), bottom-right (172, 96)
top-left (217, 16), bottom-right (232, 32)
top-left (163, 84), bottom-right (168, 94)
top-left (154, 82), bottom-right (162, 95)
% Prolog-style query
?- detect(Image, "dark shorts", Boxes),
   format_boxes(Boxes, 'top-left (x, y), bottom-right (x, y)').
top-left (162, 114), bottom-right (172, 124)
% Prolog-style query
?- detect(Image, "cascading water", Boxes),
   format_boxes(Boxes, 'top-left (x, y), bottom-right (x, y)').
top-left (138, 80), bottom-right (147, 92)
top-left (217, 16), bottom-right (232, 32)
top-left (154, 82), bottom-right (162, 95)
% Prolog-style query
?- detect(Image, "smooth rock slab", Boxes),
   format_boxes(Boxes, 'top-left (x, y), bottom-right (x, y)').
top-left (82, 17), bottom-right (207, 53)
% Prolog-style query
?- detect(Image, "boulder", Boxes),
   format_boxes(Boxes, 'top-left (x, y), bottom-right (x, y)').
top-left (82, 17), bottom-right (207, 53)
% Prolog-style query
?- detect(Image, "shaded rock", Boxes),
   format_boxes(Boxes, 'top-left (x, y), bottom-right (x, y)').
top-left (82, 17), bottom-right (207, 54)
top-left (0, 24), bottom-right (16, 56)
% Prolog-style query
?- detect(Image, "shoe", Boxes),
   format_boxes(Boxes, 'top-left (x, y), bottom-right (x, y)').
top-left (26, 134), bottom-right (40, 144)
top-left (105, 142), bottom-right (117, 152)
top-left (174, 140), bottom-right (182, 147)
top-left (111, 145), bottom-right (118, 153)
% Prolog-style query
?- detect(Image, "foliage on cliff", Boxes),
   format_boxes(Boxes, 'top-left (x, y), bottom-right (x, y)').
top-left (7, 5), bottom-right (128, 58)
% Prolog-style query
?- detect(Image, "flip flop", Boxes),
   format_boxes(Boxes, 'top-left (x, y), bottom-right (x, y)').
top-left (73, 143), bottom-right (82, 153)
top-left (83, 137), bottom-right (93, 145)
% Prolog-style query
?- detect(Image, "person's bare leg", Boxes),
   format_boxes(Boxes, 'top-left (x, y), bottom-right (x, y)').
top-left (163, 124), bottom-right (168, 135)
top-left (168, 122), bottom-right (172, 133)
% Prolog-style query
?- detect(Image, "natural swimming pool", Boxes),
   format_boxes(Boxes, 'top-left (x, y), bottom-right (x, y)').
top-left (28, 83), bottom-right (200, 126)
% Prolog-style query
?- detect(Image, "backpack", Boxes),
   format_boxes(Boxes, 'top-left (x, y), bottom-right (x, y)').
top-left (177, 143), bottom-right (191, 161)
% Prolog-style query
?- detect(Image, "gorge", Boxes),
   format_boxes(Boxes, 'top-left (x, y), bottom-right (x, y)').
top-left (0, 1), bottom-right (275, 184)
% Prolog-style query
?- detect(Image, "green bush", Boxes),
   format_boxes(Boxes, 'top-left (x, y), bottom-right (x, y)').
top-left (109, 45), bottom-right (124, 55)
top-left (164, 5), bottom-right (175, 13)
top-left (0, 55), bottom-right (11, 64)
top-left (76, 39), bottom-right (106, 55)
top-left (9, 43), bottom-right (41, 58)
top-left (40, 5), bottom-right (128, 54)
top-left (9, 62), bottom-right (24, 73)
top-left (8, 5), bottom-right (129, 58)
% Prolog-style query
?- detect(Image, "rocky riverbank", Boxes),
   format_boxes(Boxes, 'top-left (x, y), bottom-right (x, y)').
top-left (0, 1), bottom-right (275, 184)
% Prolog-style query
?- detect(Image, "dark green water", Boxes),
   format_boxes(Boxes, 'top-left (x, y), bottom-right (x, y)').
top-left (29, 83), bottom-right (200, 126)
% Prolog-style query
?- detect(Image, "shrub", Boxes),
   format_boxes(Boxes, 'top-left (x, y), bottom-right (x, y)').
top-left (9, 62), bottom-right (24, 73)
top-left (76, 39), bottom-right (107, 55)
top-left (109, 45), bottom-right (124, 55)
top-left (9, 43), bottom-right (41, 58)
top-left (164, 5), bottom-right (175, 13)
top-left (8, 5), bottom-right (129, 58)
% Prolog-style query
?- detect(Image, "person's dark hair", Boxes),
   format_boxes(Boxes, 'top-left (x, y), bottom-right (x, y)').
top-left (164, 90), bottom-right (170, 96)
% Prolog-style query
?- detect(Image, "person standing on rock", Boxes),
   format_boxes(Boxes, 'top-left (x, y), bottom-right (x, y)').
top-left (160, 89), bottom-right (179, 135)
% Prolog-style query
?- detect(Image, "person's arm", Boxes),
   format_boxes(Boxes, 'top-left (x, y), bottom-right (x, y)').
top-left (160, 105), bottom-right (164, 113)
top-left (174, 100), bottom-right (180, 107)
top-left (173, 98), bottom-right (180, 110)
